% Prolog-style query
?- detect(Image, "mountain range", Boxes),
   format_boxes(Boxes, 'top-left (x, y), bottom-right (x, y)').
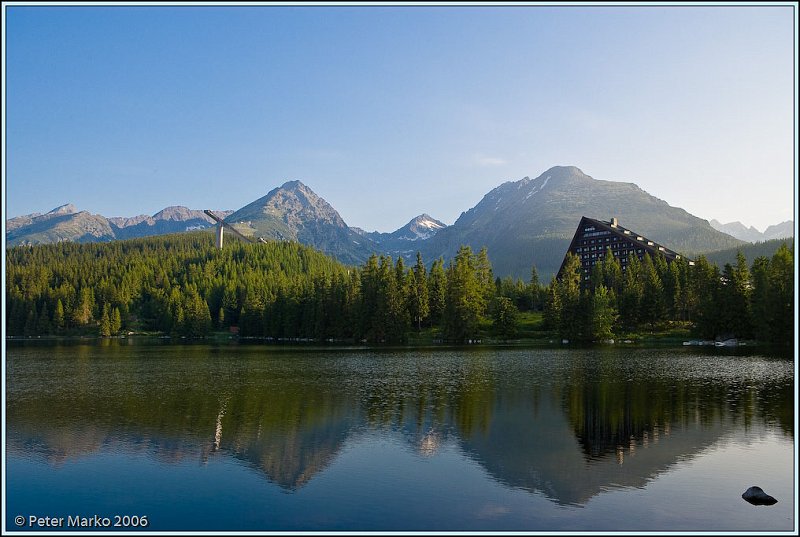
top-left (8, 165), bottom-right (774, 279)
top-left (6, 204), bottom-right (232, 246)
top-left (709, 219), bottom-right (794, 243)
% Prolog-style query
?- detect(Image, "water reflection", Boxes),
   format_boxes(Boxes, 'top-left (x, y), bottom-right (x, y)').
top-left (6, 343), bottom-right (794, 506)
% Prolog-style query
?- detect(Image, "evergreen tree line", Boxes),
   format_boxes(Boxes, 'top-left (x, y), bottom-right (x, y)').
top-left (7, 232), bottom-right (792, 345)
top-left (544, 244), bottom-right (794, 345)
top-left (6, 233), bottom-right (544, 342)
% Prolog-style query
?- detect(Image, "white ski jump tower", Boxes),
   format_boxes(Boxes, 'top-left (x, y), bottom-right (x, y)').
top-left (204, 210), bottom-right (267, 249)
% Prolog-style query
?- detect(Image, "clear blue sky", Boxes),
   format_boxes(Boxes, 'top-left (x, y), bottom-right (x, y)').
top-left (5, 4), bottom-right (796, 232)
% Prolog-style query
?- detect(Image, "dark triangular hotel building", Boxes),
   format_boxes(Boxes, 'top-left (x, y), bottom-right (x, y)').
top-left (558, 216), bottom-right (693, 282)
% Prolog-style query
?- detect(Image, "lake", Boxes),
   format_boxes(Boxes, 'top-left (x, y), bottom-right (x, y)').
top-left (5, 341), bottom-right (796, 532)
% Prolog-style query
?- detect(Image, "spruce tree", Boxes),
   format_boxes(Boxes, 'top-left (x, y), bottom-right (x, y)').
top-left (765, 244), bottom-right (794, 345)
top-left (589, 285), bottom-right (617, 341)
top-left (475, 247), bottom-right (494, 314)
top-left (750, 256), bottom-right (771, 341)
top-left (53, 299), bottom-right (65, 333)
top-left (111, 307), bottom-right (122, 334)
top-left (640, 254), bottom-right (665, 332)
top-left (491, 296), bottom-right (518, 340)
top-left (529, 264), bottom-right (540, 311)
top-left (427, 258), bottom-right (447, 327)
top-left (410, 252), bottom-right (430, 330)
top-left (619, 253), bottom-right (643, 331)
top-left (37, 301), bottom-right (51, 335)
top-left (99, 303), bottom-right (112, 337)
top-left (556, 253), bottom-right (582, 340)
top-left (24, 303), bottom-right (38, 337)
top-left (443, 246), bottom-right (484, 341)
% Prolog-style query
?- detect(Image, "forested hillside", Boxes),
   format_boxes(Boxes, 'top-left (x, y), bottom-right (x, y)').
top-left (6, 232), bottom-right (350, 338)
top-left (6, 232), bottom-right (793, 346)
top-left (6, 232), bottom-right (539, 343)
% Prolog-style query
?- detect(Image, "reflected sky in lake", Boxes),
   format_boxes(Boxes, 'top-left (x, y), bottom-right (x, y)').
top-left (5, 342), bottom-right (795, 531)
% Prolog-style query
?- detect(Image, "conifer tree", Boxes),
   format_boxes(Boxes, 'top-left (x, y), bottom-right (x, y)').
top-left (37, 301), bottom-right (51, 335)
top-left (24, 303), bottom-right (38, 336)
top-left (529, 264), bottom-right (540, 311)
top-left (359, 254), bottom-right (381, 340)
top-left (765, 244), bottom-right (794, 345)
top-left (410, 252), bottom-right (430, 330)
top-left (53, 299), bottom-right (65, 333)
top-left (555, 253), bottom-right (582, 340)
top-left (443, 246), bottom-right (484, 341)
top-left (427, 258), bottom-right (447, 327)
top-left (72, 287), bottom-right (95, 326)
top-left (111, 307), bottom-right (122, 334)
top-left (99, 303), bottom-right (112, 337)
top-left (690, 255), bottom-right (722, 338)
top-left (475, 247), bottom-right (494, 314)
top-left (619, 253), bottom-right (643, 331)
top-left (543, 278), bottom-right (562, 332)
top-left (601, 248), bottom-right (622, 295)
top-left (640, 254), bottom-right (665, 332)
top-left (589, 285), bottom-right (617, 341)
top-left (491, 296), bottom-right (518, 340)
top-left (750, 256), bottom-right (771, 341)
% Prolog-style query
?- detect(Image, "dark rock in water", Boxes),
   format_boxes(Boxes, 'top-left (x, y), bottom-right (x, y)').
top-left (742, 486), bottom-right (778, 505)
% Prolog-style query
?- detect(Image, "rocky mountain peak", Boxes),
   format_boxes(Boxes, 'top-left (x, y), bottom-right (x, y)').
top-left (385, 214), bottom-right (447, 242)
top-left (245, 181), bottom-right (346, 228)
top-left (47, 203), bottom-right (77, 215)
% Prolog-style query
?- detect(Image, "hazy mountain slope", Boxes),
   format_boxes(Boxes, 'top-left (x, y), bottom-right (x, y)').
top-left (709, 220), bottom-right (764, 243)
top-left (763, 221), bottom-right (794, 240)
top-left (710, 219), bottom-right (794, 242)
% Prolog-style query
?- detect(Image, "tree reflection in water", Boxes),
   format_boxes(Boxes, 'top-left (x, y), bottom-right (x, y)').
top-left (6, 343), bottom-right (793, 505)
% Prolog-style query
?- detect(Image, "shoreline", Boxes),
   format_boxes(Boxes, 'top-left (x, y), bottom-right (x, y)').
top-left (5, 333), bottom-right (788, 353)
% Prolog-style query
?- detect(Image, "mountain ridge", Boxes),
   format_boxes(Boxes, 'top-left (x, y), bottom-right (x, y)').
top-left (710, 219), bottom-right (794, 242)
top-left (6, 205), bottom-right (232, 246)
top-left (7, 166), bottom-right (754, 278)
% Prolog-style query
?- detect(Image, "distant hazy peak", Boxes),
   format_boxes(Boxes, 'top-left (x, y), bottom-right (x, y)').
top-left (710, 219), bottom-right (758, 231)
top-left (710, 218), bottom-right (793, 242)
top-left (408, 214), bottom-right (446, 230)
top-left (763, 220), bottom-right (794, 240)
top-left (152, 206), bottom-right (198, 221)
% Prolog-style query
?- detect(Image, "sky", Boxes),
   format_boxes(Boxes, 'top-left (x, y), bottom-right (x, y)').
top-left (4, 3), bottom-right (797, 233)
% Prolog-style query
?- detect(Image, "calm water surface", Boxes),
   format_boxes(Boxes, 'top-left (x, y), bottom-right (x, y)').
top-left (5, 341), bottom-right (796, 532)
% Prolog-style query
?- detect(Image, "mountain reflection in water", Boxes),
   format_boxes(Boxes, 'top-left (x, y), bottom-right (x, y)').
top-left (6, 343), bottom-right (794, 506)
